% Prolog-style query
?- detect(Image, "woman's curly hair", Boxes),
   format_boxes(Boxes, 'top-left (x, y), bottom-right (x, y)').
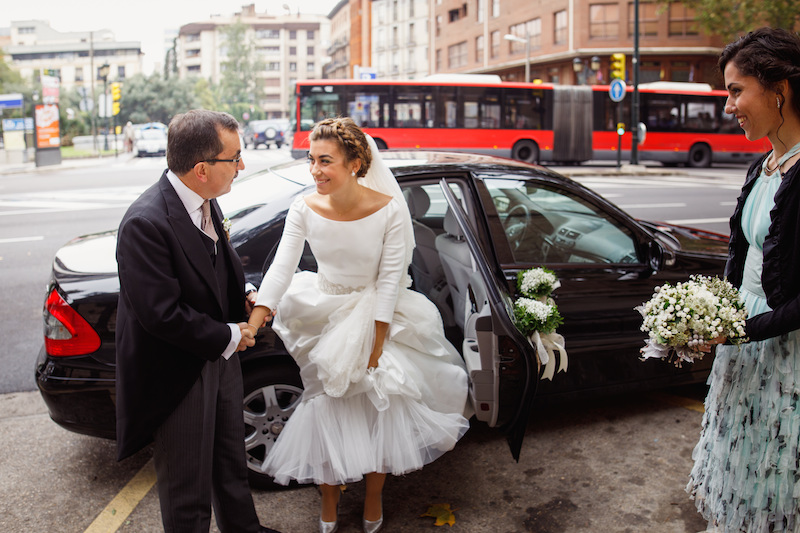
top-left (309, 117), bottom-right (372, 177)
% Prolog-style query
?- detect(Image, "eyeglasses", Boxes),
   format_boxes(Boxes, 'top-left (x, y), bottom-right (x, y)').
top-left (202, 156), bottom-right (242, 165)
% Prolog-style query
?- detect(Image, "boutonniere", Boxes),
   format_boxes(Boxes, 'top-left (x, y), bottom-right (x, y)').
top-left (222, 217), bottom-right (231, 241)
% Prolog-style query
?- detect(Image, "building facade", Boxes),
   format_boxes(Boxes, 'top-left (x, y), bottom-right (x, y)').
top-left (176, 4), bottom-right (329, 118)
top-left (326, 0), bottom-right (351, 79)
top-left (4, 20), bottom-right (143, 92)
top-left (372, 0), bottom-right (430, 79)
top-left (432, 0), bottom-right (726, 87)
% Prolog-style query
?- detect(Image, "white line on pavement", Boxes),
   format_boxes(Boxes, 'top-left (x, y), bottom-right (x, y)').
top-left (0, 236), bottom-right (45, 244)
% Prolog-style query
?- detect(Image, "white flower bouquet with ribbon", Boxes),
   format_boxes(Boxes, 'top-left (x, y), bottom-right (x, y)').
top-left (635, 274), bottom-right (748, 367)
top-left (513, 267), bottom-right (567, 380)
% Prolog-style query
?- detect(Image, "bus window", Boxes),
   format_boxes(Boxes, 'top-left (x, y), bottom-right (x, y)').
top-left (461, 87), bottom-right (502, 129)
top-left (681, 98), bottom-right (717, 132)
top-left (300, 85), bottom-right (343, 130)
top-left (392, 86), bottom-right (433, 128)
top-left (643, 95), bottom-right (680, 132)
top-left (346, 86), bottom-right (390, 128)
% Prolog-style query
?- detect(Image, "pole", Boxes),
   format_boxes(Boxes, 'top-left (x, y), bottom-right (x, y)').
top-left (90, 32), bottom-right (97, 153)
top-left (103, 75), bottom-right (109, 152)
top-left (617, 102), bottom-right (622, 169)
top-left (631, 0), bottom-right (640, 165)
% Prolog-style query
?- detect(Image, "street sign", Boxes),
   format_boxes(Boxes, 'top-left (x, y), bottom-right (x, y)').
top-left (609, 79), bottom-right (627, 103)
top-left (0, 93), bottom-right (24, 110)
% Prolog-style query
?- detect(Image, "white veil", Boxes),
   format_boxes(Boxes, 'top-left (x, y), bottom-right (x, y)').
top-left (361, 134), bottom-right (415, 284)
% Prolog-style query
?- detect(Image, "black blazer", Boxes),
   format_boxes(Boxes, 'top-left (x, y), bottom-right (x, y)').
top-left (115, 170), bottom-right (246, 460)
top-left (726, 153), bottom-right (800, 341)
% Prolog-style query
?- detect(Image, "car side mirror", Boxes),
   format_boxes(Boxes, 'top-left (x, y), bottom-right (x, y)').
top-left (648, 240), bottom-right (674, 271)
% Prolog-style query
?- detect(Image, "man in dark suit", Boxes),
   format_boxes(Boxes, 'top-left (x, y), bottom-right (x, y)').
top-left (115, 110), bottom-right (278, 533)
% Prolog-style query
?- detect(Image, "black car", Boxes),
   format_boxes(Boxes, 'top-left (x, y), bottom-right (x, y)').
top-left (36, 152), bottom-right (727, 487)
top-left (244, 120), bottom-right (286, 149)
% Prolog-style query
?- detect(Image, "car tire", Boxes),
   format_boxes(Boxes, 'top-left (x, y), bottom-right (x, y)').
top-left (374, 138), bottom-right (388, 150)
top-left (512, 140), bottom-right (540, 164)
top-left (687, 143), bottom-right (712, 168)
top-left (242, 361), bottom-right (304, 489)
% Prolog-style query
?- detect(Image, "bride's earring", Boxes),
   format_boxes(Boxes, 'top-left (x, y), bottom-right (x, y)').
top-left (777, 96), bottom-right (782, 109)
top-left (351, 171), bottom-right (356, 177)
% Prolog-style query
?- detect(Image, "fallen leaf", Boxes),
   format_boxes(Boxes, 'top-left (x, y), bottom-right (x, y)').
top-left (421, 503), bottom-right (456, 526)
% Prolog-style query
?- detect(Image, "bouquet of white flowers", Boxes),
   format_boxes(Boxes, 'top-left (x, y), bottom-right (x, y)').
top-left (635, 274), bottom-right (748, 367)
top-left (513, 267), bottom-right (567, 380)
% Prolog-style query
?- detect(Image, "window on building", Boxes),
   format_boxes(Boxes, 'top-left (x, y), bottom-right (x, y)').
top-left (492, 0), bottom-right (500, 17)
top-left (669, 3), bottom-right (699, 36)
top-left (307, 30), bottom-right (315, 39)
top-left (290, 46), bottom-right (297, 55)
top-left (409, 0), bottom-right (415, 17)
top-left (491, 30), bottom-right (500, 58)
top-left (257, 29), bottom-right (280, 39)
top-left (307, 61), bottom-right (315, 72)
top-left (589, 3), bottom-right (619, 39)
top-left (436, 15), bottom-right (442, 36)
top-left (74, 67), bottom-right (84, 82)
top-left (187, 65), bottom-right (201, 73)
top-left (448, 41), bottom-right (468, 68)
top-left (290, 30), bottom-right (297, 39)
top-left (307, 46), bottom-right (314, 55)
top-left (476, 35), bottom-right (484, 62)
top-left (436, 49), bottom-right (442, 71)
top-left (186, 49), bottom-right (201, 58)
top-left (118, 66), bottom-right (125, 79)
top-left (554, 10), bottom-right (567, 45)
top-left (267, 62), bottom-right (280, 71)
top-left (18, 26), bottom-right (36, 34)
top-left (508, 19), bottom-right (540, 53)
top-left (477, 0), bottom-right (485, 23)
top-left (393, 0), bottom-right (399, 19)
top-left (393, 27), bottom-right (399, 47)
top-left (449, 3), bottom-right (467, 22)
top-left (409, 23), bottom-right (415, 45)
top-left (290, 62), bottom-right (297, 71)
top-left (628, 2), bottom-right (658, 37)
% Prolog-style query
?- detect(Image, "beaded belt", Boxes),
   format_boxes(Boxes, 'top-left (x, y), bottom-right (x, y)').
top-left (317, 273), bottom-right (366, 295)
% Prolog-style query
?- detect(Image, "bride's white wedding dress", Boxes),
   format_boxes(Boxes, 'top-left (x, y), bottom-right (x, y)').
top-left (255, 195), bottom-right (470, 486)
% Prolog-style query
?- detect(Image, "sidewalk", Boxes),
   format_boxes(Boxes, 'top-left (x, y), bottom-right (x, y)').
top-left (0, 151), bottom-right (135, 176)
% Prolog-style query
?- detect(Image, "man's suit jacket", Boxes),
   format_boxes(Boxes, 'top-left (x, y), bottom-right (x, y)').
top-left (115, 170), bottom-right (247, 460)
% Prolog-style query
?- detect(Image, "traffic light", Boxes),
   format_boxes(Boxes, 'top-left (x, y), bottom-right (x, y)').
top-left (610, 53), bottom-right (626, 81)
top-left (111, 82), bottom-right (121, 116)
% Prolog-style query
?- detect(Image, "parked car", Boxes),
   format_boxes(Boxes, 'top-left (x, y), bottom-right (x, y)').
top-left (243, 120), bottom-right (286, 149)
top-left (133, 124), bottom-right (168, 157)
top-left (36, 151), bottom-right (727, 487)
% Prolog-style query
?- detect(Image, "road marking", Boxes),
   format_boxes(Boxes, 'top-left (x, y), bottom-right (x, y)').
top-left (618, 202), bottom-right (686, 209)
top-left (665, 217), bottom-right (730, 225)
top-left (83, 458), bottom-right (157, 533)
top-left (0, 236), bottom-right (44, 244)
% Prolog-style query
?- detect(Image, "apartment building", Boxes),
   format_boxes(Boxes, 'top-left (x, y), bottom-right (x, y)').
top-left (176, 4), bottom-right (329, 118)
top-left (4, 20), bottom-right (143, 92)
top-left (432, 0), bottom-right (726, 87)
top-left (372, 0), bottom-right (430, 79)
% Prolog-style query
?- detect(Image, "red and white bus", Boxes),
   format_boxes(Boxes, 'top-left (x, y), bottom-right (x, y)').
top-left (289, 77), bottom-right (769, 167)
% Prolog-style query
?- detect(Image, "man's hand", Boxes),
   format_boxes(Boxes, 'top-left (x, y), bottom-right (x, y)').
top-left (236, 322), bottom-right (256, 352)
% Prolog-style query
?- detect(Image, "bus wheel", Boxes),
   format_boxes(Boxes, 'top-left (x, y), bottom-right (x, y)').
top-left (512, 140), bottom-right (539, 164)
top-left (374, 138), bottom-right (388, 150)
top-left (688, 144), bottom-right (712, 168)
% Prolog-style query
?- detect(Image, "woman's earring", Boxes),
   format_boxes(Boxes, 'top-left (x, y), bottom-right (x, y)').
top-left (351, 171), bottom-right (356, 177)
top-left (777, 97), bottom-right (782, 109)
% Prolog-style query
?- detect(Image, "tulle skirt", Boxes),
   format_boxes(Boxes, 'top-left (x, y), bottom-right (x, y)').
top-left (262, 271), bottom-right (470, 486)
top-left (687, 288), bottom-right (800, 533)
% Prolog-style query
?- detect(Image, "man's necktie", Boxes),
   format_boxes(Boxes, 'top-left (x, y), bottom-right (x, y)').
top-left (201, 199), bottom-right (219, 243)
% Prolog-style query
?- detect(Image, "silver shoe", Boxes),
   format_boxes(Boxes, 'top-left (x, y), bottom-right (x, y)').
top-left (319, 518), bottom-right (338, 533)
top-left (362, 515), bottom-right (383, 533)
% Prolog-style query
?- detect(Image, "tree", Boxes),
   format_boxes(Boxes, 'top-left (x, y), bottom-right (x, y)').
top-left (219, 20), bottom-right (264, 121)
top-left (117, 73), bottom-right (199, 125)
top-left (657, 0), bottom-right (799, 42)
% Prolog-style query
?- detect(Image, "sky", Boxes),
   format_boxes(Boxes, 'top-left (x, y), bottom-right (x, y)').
top-left (1, 0), bottom-right (341, 75)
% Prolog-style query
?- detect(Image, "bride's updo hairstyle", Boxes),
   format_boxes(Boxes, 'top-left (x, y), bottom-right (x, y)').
top-left (310, 117), bottom-right (373, 177)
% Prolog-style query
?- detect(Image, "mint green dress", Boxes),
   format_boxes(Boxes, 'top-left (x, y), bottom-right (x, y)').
top-left (688, 146), bottom-right (800, 533)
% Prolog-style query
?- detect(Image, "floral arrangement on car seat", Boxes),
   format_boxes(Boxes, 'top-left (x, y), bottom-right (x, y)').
top-left (513, 267), bottom-right (567, 380)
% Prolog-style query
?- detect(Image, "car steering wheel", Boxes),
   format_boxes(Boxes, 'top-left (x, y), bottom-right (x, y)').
top-left (503, 204), bottom-right (530, 250)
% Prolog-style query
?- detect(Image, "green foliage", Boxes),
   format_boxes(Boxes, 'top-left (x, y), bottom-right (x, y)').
top-left (654, 0), bottom-right (799, 42)
top-left (219, 20), bottom-right (264, 109)
top-left (116, 73), bottom-right (199, 125)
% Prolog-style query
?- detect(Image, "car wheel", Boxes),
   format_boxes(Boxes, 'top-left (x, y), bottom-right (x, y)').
top-left (687, 143), bottom-right (712, 168)
top-left (276, 142), bottom-right (283, 149)
top-left (374, 138), bottom-right (388, 150)
top-left (512, 140), bottom-right (540, 164)
top-left (242, 362), bottom-right (304, 489)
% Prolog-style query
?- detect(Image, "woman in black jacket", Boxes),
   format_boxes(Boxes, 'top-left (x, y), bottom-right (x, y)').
top-left (687, 27), bottom-right (800, 533)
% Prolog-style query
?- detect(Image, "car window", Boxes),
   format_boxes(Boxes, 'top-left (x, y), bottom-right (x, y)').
top-left (483, 177), bottom-right (639, 265)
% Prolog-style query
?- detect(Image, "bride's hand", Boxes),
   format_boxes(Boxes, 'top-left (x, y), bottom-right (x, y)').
top-left (367, 350), bottom-right (381, 369)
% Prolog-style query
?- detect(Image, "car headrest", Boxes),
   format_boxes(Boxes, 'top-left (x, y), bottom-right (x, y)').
top-left (404, 186), bottom-right (431, 219)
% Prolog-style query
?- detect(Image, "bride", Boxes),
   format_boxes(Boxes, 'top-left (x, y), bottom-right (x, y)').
top-left (247, 117), bottom-right (470, 533)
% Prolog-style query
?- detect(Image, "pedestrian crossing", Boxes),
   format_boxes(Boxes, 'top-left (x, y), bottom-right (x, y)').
top-left (0, 187), bottom-right (146, 217)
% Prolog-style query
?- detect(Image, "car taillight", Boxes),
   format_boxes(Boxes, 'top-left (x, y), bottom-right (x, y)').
top-left (43, 289), bottom-right (101, 356)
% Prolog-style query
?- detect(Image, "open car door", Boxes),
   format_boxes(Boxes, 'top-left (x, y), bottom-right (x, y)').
top-left (439, 179), bottom-right (539, 461)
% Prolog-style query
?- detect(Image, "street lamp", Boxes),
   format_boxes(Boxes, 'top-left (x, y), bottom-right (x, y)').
top-left (98, 63), bottom-right (110, 152)
top-left (504, 33), bottom-right (530, 83)
top-left (573, 56), bottom-right (603, 84)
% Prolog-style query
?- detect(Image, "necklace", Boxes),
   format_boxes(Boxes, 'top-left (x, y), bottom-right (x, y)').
top-left (765, 156), bottom-right (781, 175)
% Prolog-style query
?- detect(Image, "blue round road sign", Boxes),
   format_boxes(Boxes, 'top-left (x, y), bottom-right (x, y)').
top-left (609, 79), bottom-right (627, 102)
